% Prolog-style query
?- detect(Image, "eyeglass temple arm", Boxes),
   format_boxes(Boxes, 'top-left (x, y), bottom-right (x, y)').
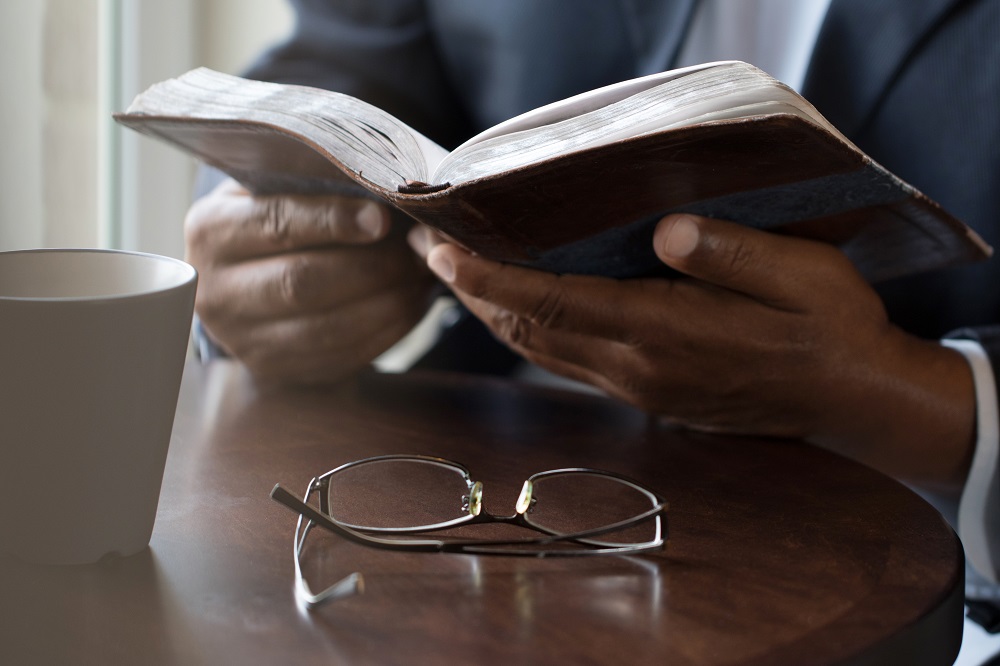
top-left (270, 484), bottom-right (446, 552)
top-left (449, 503), bottom-right (668, 556)
top-left (297, 568), bottom-right (363, 607)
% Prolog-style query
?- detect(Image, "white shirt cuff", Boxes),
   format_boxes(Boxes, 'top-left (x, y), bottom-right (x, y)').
top-left (941, 338), bottom-right (1000, 583)
top-left (372, 296), bottom-right (458, 373)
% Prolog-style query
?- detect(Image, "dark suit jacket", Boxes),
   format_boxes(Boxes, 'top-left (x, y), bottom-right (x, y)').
top-left (244, 0), bottom-right (1000, 388)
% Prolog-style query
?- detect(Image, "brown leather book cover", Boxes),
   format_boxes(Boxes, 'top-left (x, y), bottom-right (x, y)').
top-left (115, 94), bottom-right (990, 283)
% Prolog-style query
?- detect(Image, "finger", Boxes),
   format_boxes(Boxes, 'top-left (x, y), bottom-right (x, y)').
top-left (406, 224), bottom-right (450, 259)
top-left (427, 240), bottom-right (803, 370)
top-left (452, 285), bottom-right (690, 415)
top-left (202, 245), bottom-right (427, 320)
top-left (653, 214), bottom-right (858, 310)
top-left (446, 278), bottom-right (637, 382)
top-left (231, 281), bottom-right (433, 385)
top-left (186, 180), bottom-right (391, 263)
top-left (426, 243), bottom-right (643, 340)
top-left (462, 288), bottom-right (815, 434)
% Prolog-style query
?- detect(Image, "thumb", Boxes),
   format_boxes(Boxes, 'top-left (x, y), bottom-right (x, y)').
top-left (653, 214), bottom-right (830, 307)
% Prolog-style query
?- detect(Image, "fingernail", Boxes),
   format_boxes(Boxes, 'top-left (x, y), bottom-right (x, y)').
top-left (407, 226), bottom-right (428, 257)
top-left (356, 202), bottom-right (386, 239)
top-left (663, 215), bottom-right (700, 258)
top-left (427, 248), bottom-right (455, 283)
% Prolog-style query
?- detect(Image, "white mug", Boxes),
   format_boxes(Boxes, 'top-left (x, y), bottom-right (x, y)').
top-left (0, 249), bottom-right (197, 564)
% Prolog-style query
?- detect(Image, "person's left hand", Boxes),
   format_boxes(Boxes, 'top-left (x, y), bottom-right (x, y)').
top-left (410, 215), bottom-right (976, 491)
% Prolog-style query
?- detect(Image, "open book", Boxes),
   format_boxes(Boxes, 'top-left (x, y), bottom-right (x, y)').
top-left (115, 61), bottom-right (989, 281)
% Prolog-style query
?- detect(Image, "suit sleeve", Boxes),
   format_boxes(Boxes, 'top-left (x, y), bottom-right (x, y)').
top-left (243, 0), bottom-right (472, 149)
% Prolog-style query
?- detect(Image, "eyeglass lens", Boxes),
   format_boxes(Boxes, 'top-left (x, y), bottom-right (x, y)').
top-left (525, 473), bottom-right (658, 546)
top-left (324, 459), bottom-right (657, 545)
top-left (326, 458), bottom-right (471, 530)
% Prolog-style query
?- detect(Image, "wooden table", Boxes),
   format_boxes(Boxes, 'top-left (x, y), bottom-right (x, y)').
top-left (0, 361), bottom-right (964, 665)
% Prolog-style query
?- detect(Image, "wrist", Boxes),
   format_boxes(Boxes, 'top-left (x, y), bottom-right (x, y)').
top-left (811, 327), bottom-right (976, 493)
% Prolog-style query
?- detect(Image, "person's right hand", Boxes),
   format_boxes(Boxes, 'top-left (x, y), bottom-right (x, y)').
top-left (184, 178), bottom-right (436, 386)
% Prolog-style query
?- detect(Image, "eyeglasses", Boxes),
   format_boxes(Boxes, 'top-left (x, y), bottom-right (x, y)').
top-left (269, 454), bottom-right (668, 608)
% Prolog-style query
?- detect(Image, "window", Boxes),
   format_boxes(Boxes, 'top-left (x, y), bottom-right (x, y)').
top-left (1, 0), bottom-right (291, 259)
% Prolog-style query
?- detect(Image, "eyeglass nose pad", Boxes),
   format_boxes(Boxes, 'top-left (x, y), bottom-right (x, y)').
top-left (464, 481), bottom-right (484, 517)
top-left (516, 480), bottom-right (534, 515)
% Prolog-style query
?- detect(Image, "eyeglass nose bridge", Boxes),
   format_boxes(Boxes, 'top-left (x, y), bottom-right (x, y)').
top-left (461, 479), bottom-right (540, 519)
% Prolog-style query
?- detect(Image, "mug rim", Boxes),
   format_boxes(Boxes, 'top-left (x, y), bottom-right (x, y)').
top-left (0, 248), bottom-right (198, 303)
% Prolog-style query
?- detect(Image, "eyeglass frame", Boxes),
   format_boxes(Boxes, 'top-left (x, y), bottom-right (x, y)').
top-left (270, 454), bottom-right (669, 608)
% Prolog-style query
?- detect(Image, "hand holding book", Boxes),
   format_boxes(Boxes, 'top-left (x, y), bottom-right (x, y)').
top-left (184, 178), bottom-right (435, 386)
top-left (123, 58), bottom-right (986, 497)
top-left (414, 212), bottom-right (977, 494)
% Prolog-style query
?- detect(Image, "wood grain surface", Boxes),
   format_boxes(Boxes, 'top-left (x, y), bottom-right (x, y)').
top-left (0, 361), bottom-right (963, 665)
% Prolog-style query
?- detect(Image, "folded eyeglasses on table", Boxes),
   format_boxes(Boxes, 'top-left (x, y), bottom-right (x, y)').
top-left (270, 454), bottom-right (669, 607)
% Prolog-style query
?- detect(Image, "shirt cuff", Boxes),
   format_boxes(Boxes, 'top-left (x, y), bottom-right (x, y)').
top-left (372, 296), bottom-right (458, 373)
top-left (941, 338), bottom-right (1000, 583)
top-left (192, 315), bottom-right (228, 361)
